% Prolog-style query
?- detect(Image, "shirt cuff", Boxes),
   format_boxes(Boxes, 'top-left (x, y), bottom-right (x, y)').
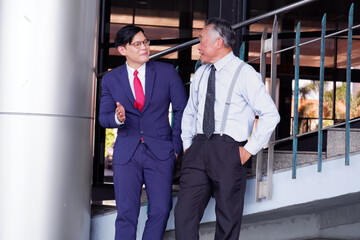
top-left (183, 139), bottom-right (193, 152)
top-left (114, 113), bottom-right (125, 125)
top-left (243, 140), bottom-right (259, 156)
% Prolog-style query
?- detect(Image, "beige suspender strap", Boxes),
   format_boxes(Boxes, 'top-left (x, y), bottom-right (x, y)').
top-left (220, 62), bottom-right (245, 136)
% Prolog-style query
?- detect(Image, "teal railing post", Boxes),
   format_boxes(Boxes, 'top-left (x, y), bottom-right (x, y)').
top-left (318, 14), bottom-right (326, 172)
top-left (345, 3), bottom-right (353, 166)
top-left (171, 66), bottom-right (180, 128)
top-left (195, 59), bottom-right (201, 72)
top-left (293, 22), bottom-right (301, 179)
top-left (239, 42), bottom-right (245, 61)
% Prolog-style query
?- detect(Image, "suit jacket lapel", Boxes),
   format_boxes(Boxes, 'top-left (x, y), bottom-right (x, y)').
top-left (143, 61), bottom-right (155, 112)
top-left (117, 65), bottom-right (136, 107)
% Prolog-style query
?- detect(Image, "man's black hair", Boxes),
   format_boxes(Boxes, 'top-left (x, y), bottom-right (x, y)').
top-left (114, 25), bottom-right (145, 48)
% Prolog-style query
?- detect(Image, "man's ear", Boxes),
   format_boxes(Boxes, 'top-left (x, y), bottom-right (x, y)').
top-left (216, 37), bottom-right (224, 49)
top-left (117, 46), bottom-right (126, 56)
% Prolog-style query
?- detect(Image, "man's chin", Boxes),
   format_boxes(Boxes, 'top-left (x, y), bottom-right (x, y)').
top-left (140, 56), bottom-right (149, 63)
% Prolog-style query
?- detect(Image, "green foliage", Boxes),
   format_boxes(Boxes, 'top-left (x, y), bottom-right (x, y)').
top-left (299, 80), bottom-right (318, 99)
top-left (104, 128), bottom-right (116, 157)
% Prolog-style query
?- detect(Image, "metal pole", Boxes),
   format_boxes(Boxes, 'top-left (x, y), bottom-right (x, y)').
top-left (345, 3), bottom-right (353, 166)
top-left (255, 27), bottom-right (268, 201)
top-left (267, 15), bottom-right (278, 199)
top-left (239, 42), bottom-right (245, 61)
top-left (293, 22), bottom-right (301, 179)
top-left (318, 14), bottom-right (326, 172)
top-left (0, 1), bottom-right (99, 239)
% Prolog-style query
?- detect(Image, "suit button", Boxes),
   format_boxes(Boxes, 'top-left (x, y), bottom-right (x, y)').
top-left (140, 131), bottom-right (144, 134)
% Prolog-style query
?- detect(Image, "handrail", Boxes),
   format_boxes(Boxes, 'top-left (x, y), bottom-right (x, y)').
top-left (96, 0), bottom-right (318, 78)
top-left (270, 118), bottom-right (360, 146)
top-left (275, 24), bottom-right (360, 54)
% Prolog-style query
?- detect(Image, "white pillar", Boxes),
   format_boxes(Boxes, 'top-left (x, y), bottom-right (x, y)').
top-left (0, 0), bottom-right (100, 239)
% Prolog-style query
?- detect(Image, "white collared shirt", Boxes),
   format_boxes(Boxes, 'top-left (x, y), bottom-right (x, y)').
top-left (181, 51), bottom-right (280, 155)
top-left (114, 62), bottom-right (146, 125)
top-left (126, 62), bottom-right (146, 97)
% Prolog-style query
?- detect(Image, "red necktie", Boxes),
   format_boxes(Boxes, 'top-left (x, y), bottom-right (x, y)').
top-left (133, 70), bottom-right (145, 111)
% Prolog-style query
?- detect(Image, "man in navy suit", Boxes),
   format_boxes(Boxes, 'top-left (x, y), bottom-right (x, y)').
top-left (99, 25), bottom-right (187, 240)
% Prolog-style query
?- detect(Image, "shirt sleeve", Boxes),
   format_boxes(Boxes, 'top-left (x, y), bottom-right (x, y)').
top-left (239, 66), bottom-right (280, 155)
top-left (181, 67), bottom-right (204, 150)
top-left (114, 113), bottom-right (125, 125)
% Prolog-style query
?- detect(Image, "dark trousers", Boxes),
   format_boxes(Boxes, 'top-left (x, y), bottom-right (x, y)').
top-left (175, 134), bottom-right (248, 240)
top-left (113, 142), bottom-right (175, 240)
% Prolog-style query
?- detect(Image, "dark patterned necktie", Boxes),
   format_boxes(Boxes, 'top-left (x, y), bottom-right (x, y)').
top-left (203, 65), bottom-right (216, 138)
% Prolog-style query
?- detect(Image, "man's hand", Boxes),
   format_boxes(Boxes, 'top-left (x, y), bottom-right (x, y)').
top-left (239, 146), bottom-right (252, 165)
top-left (116, 102), bottom-right (126, 122)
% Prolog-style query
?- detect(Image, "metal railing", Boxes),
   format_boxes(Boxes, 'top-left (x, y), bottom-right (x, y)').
top-left (254, 3), bottom-right (360, 201)
top-left (289, 3), bottom-right (358, 177)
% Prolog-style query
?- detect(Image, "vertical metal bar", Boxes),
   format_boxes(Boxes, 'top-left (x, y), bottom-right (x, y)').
top-left (293, 22), bottom-right (301, 179)
top-left (270, 15), bottom-right (278, 102)
top-left (240, 42), bottom-right (245, 61)
top-left (267, 15), bottom-right (278, 199)
top-left (345, 3), bottom-right (353, 166)
top-left (260, 27), bottom-right (268, 81)
top-left (332, 22), bottom-right (339, 125)
top-left (256, 27), bottom-right (268, 201)
top-left (255, 149), bottom-right (264, 202)
top-left (171, 66), bottom-right (180, 128)
top-left (318, 14), bottom-right (326, 172)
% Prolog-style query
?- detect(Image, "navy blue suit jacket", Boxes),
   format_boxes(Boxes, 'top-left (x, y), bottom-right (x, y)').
top-left (99, 61), bottom-right (187, 165)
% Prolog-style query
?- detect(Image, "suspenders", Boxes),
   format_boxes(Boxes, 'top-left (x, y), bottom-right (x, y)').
top-left (220, 62), bottom-right (245, 135)
top-left (193, 62), bottom-right (246, 136)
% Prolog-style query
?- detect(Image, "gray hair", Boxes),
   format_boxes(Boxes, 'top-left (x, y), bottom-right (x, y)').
top-left (205, 17), bottom-right (235, 48)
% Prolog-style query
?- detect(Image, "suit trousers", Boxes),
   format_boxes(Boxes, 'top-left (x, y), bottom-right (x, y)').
top-left (175, 134), bottom-right (248, 240)
top-left (113, 142), bottom-right (175, 240)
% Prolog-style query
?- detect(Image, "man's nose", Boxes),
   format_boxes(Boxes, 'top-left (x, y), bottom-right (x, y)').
top-left (140, 43), bottom-right (147, 49)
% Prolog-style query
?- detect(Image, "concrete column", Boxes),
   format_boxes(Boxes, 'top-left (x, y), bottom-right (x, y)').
top-left (0, 0), bottom-right (100, 239)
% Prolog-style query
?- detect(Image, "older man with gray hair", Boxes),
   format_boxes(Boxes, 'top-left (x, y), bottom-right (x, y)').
top-left (175, 17), bottom-right (280, 239)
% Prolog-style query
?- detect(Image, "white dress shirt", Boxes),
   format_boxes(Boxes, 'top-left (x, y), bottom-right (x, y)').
top-left (181, 51), bottom-right (280, 155)
top-left (115, 62), bottom-right (146, 125)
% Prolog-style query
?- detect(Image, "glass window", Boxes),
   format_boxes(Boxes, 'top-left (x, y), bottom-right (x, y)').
top-left (291, 79), bottom-right (360, 134)
top-left (297, 38), bottom-right (335, 68)
top-left (337, 39), bottom-right (360, 68)
top-left (291, 79), bottom-right (335, 134)
top-left (111, 7), bottom-right (133, 24)
top-left (334, 82), bottom-right (360, 120)
top-left (135, 9), bottom-right (179, 27)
